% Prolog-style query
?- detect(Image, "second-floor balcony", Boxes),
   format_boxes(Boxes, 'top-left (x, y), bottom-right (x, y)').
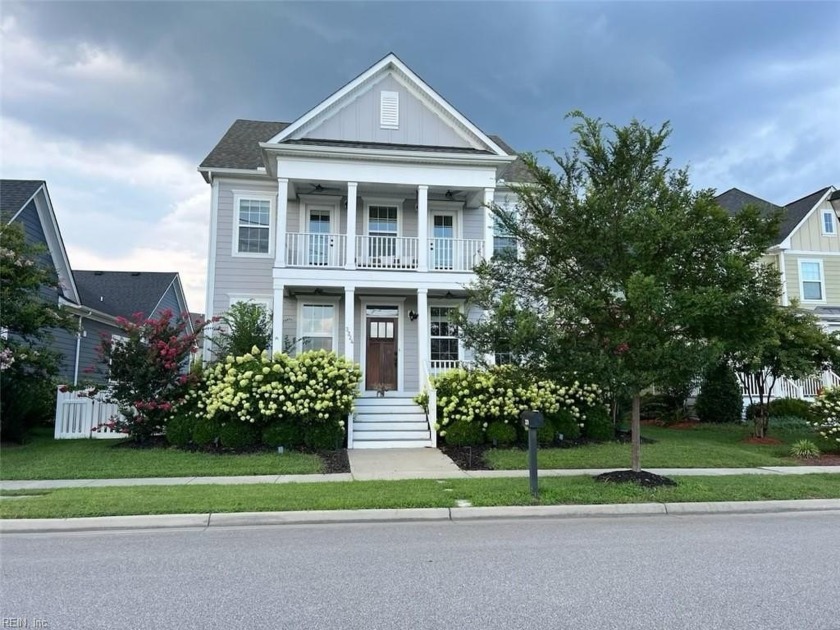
top-left (285, 233), bottom-right (486, 272)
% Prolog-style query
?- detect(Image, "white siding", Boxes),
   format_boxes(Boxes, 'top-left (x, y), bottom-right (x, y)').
top-left (301, 74), bottom-right (473, 148)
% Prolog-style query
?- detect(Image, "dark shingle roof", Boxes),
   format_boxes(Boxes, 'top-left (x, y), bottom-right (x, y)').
top-left (782, 187), bottom-right (831, 238)
top-left (199, 119), bottom-right (532, 183)
top-left (199, 120), bottom-right (290, 170)
top-left (74, 271), bottom-right (178, 319)
top-left (716, 186), bottom-right (833, 244)
top-left (1, 180), bottom-right (45, 223)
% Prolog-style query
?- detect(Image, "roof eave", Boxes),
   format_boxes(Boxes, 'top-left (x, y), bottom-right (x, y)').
top-left (259, 142), bottom-right (516, 166)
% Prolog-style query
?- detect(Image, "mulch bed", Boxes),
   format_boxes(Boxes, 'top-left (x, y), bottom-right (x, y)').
top-left (796, 453), bottom-right (840, 466)
top-left (743, 436), bottom-right (783, 445)
top-left (594, 470), bottom-right (677, 487)
top-left (319, 449), bottom-right (350, 474)
top-left (439, 444), bottom-right (494, 470)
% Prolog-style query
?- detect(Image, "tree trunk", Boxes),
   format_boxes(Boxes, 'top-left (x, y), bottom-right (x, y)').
top-left (631, 393), bottom-right (641, 472)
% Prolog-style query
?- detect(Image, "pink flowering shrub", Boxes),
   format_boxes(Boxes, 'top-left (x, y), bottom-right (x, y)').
top-left (93, 309), bottom-right (211, 442)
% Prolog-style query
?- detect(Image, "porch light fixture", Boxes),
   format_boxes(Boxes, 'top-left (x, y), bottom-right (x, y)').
top-left (408, 310), bottom-right (419, 321)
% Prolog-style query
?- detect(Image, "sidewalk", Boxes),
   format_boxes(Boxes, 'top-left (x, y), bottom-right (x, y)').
top-left (1, 464), bottom-right (838, 491)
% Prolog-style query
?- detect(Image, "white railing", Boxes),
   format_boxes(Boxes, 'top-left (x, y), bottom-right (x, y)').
top-left (429, 238), bottom-right (485, 272)
top-left (421, 361), bottom-right (437, 448)
top-left (54, 387), bottom-right (126, 439)
top-left (737, 370), bottom-right (840, 402)
top-left (286, 233), bottom-right (346, 268)
top-left (430, 359), bottom-right (476, 375)
top-left (356, 235), bottom-right (418, 270)
top-left (347, 411), bottom-right (354, 449)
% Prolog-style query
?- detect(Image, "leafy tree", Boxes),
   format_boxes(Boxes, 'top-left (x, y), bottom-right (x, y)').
top-left (695, 361), bottom-right (743, 424)
top-left (213, 301), bottom-right (272, 358)
top-left (93, 310), bottom-right (210, 443)
top-left (460, 112), bottom-right (780, 473)
top-left (728, 304), bottom-right (839, 438)
top-left (0, 222), bottom-right (74, 441)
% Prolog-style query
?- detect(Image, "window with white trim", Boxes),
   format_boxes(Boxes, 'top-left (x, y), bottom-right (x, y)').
top-left (493, 218), bottom-right (517, 257)
top-left (799, 260), bottom-right (824, 301)
top-left (822, 210), bottom-right (836, 236)
top-left (368, 205), bottom-right (399, 257)
top-left (300, 303), bottom-right (336, 351)
top-left (236, 198), bottom-right (271, 254)
top-left (430, 307), bottom-right (459, 362)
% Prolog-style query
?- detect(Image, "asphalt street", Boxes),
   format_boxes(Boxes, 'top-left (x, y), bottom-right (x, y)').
top-left (1, 512), bottom-right (839, 630)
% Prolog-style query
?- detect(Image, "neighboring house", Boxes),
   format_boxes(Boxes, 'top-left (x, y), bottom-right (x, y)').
top-left (198, 53), bottom-right (528, 448)
top-left (1, 179), bottom-right (193, 386)
top-left (716, 185), bottom-right (840, 332)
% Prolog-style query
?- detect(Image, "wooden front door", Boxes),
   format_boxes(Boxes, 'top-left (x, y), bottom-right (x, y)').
top-left (366, 318), bottom-right (398, 391)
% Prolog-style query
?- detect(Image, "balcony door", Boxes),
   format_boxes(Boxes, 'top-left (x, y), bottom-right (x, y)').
top-left (307, 208), bottom-right (334, 266)
top-left (430, 212), bottom-right (457, 270)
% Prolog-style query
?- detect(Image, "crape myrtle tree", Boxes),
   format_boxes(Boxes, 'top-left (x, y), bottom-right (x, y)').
top-left (460, 112), bottom-right (781, 473)
top-left (728, 304), bottom-right (840, 438)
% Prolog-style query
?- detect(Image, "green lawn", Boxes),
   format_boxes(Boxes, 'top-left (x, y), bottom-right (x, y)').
top-left (0, 431), bottom-right (323, 480)
top-left (1, 474), bottom-right (838, 519)
top-left (486, 423), bottom-right (819, 470)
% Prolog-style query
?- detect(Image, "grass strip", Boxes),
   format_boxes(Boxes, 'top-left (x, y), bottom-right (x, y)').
top-left (1, 474), bottom-right (838, 519)
top-left (0, 433), bottom-right (322, 480)
top-left (486, 424), bottom-right (816, 470)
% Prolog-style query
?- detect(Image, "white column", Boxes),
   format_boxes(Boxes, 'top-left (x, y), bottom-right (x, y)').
top-left (272, 284), bottom-right (285, 357)
top-left (344, 287), bottom-right (355, 362)
top-left (275, 178), bottom-right (289, 268)
top-left (483, 187), bottom-right (495, 262)
top-left (417, 288), bottom-right (429, 381)
top-left (417, 185), bottom-right (429, 272)
top-left (778, 250), bottom-right (789, 306)
top-left (345, 182), bottom-right (357, 270)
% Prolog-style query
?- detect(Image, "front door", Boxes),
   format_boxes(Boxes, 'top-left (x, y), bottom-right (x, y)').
top-left (308, 209), bottom-right (332, 265)
top-left (366, 317), bottom-right (398, 391)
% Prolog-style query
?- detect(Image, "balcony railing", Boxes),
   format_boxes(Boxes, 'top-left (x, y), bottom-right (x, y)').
top-left (283, 233), bottom-right (486, 272)
top-left (356, 235), bottom-right (419, 270)
top-left (430, 359), bottom-right (476, 375)
top-left (429, 238), bottom-right (485, 272)
top-left (286, 233), bottom-right (346, 268)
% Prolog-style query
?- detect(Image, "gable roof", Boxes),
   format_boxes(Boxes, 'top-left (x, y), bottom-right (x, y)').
top-left (489, 135), bottom-right (534, 184)
top-left (1, 179), bottom-right (45, 224)
top-left (200, 120), bottom-right (290, 170)
top-left (73, 270), bottom-right (181, 319)
top-left (716, 186), bottom-right (836, 245)
top-left (269, 53), bottom-right (507, 156)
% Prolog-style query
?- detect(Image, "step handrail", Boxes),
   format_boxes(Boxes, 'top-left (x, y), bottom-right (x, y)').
top-left (421, 361), bottom-right (437, 448)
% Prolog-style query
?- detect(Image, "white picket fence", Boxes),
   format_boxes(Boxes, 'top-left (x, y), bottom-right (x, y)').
top-left (54, 387), bottom-right (126, 439)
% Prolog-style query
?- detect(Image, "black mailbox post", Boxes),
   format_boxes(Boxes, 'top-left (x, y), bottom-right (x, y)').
top-left (520, 410), bottom-right (544, 498)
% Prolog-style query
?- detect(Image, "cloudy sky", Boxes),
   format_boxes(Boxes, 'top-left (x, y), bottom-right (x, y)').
top-left (2, 1), bottom-right (838, 313)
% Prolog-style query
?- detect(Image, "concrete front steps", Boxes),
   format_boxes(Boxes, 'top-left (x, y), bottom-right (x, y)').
top-left (351, 395), bottom-right (432, 449)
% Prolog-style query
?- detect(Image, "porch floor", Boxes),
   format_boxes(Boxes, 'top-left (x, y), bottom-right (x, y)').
top-left (347, 448), bottom-right (464, 481)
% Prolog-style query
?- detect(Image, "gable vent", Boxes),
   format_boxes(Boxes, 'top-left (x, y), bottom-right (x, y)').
top-left (380, 90), bottom-right (399, 130)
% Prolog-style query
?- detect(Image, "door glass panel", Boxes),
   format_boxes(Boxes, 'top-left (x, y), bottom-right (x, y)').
top-left (386, 322), bottom-right (394, 338)
top-left (308, 210), bottom-right (331, 265)
top-left (433, 215), bottom-right (455, 269)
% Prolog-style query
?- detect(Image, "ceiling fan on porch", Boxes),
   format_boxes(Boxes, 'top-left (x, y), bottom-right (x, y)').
top-left (303, 183), bottom-right (343, 195)
top-left (444, 189), bottom-right (464, 200)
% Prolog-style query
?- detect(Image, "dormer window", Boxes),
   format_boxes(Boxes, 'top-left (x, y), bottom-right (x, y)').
top-left (380, 91), bottom-right (399, 129)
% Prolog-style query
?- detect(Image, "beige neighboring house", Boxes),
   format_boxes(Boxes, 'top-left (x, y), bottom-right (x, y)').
top-left (717, 185), bottom-right (840, 332)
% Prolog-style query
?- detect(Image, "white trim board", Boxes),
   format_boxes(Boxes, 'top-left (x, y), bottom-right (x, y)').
top-left (780, 186), bottom-right (837, 248)
top-left (231, 191), bottom-right (276, 258)
top-left (797, 258), bottom-right (827, 304)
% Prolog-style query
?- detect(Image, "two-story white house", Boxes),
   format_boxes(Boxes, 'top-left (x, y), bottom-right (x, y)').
top-left (198, 53), bottom-right (527, 448)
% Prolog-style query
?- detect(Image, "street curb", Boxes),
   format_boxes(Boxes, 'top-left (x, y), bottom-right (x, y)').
top-left (2, 499), bottom-right (839, 534)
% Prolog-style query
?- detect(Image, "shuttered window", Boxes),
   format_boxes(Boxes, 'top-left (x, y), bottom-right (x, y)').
top-left (380, 91), bottom-right (399, 129)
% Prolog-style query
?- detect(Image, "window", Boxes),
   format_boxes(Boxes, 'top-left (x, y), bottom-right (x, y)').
top-left (368, 205), bottom-right (398, 257)
top-left (308, 209), bottom-right (332, 265)
top-left (799, 260), bottom-right (824, 301)
top-left (822, 210), bottom-right (836, 236)
top-left (236, 198), bottom-right (271, 255)
top-left (430, 307), bottom-right (459, 362)
top-left (300, 303), bottom-right (336, 351)
top-left (493, 218), bottom-right (517, 258)
top-left (108, 334), bottom-right (129, 383)
top-left (380, 91), bottom-right (399, 129)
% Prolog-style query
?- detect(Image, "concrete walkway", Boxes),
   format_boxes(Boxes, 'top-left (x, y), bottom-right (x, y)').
top-left (0, 464), bottom-right (837, 492)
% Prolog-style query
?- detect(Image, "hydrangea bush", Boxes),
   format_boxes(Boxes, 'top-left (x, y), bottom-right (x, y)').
top-left (414, 366), bottom-right (604, 444)
top-left (175, 347), bottom-right (361, 449)
top-left (810, 387), bottom-right (840, 451)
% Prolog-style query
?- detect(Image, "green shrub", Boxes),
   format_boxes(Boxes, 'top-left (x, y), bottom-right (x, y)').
top-left (536, 422), bottom-right (558, 446)
top-left (165, 414), bottom-right (196, 448)
top-left (486, 421), bottom-right (517, 446)
top-left (768, 416), bottom-right (811, 432)
top-left (261, 422), bottom-right (305, 449)
top-left (547, 409), bottom-right (582, 440)
top-left (639, 394), bottom-right (670, 421)
top-left (695, 362), bottom-right (742, 423)
top-left (304, 423), bottom-right (345, 450)
top-left (810, 387), bottom-right (840, 452)
top-left (747, 398), bottom-right (813, 422)
top-left (790, 439), bottom-right (820, 459)
top-left (219, 421), bottom-right (259, 449)
top-left (582, 405), bottom-right (614, 442)
top-left (442, 421), bottom-right (485, 446)
top-left (192, 419), bottom-right (222, 447)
